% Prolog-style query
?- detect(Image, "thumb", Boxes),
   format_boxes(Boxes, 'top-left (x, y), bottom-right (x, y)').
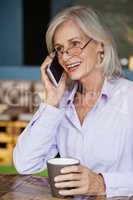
top-left (59, 72), bottom-right (68, 89)
top-left (61, 72), bottom-right (68, 82)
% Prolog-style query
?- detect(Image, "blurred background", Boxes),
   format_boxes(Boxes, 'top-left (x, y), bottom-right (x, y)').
top-left (0, 0), bottom-right (133, 173)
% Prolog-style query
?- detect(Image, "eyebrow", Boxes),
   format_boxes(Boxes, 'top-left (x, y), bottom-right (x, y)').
top-left (54, 37), bottom-right (81, 47)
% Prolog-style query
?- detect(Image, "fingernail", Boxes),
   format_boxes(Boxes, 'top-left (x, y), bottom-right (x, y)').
top-left (55, 183), bottom-right (57, 187)
top-left (50, 52), bottom-right (55, 58)
top-left (54, 178), bottom-right (57, 182)
top-left (59, 190), bottom-right (63, 195)
top-left (60, 169), bottom-right (64, 173)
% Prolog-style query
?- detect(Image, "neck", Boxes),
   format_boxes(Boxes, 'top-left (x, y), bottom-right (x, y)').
top-left (78, 69), bottom-right (105, 95)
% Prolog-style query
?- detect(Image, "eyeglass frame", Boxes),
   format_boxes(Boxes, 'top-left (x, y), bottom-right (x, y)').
top-left (53, 38), bottom-right (93, 58)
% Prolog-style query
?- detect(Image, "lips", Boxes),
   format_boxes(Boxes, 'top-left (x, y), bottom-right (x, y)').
top-left (66, 61), bottom-right (81, 72)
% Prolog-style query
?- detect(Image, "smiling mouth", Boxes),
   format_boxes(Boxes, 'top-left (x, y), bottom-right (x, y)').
top-left (66, 62), bottom-right (81, 72)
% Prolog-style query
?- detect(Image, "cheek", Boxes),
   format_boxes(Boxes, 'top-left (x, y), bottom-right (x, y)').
top-left (80, 53), bottom-right (97, 74)
top-left (83, 49), bottom-right (97, 67)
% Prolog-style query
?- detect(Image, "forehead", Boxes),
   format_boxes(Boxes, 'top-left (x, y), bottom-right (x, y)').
top-left (53, 20), bottom-right (87, 45)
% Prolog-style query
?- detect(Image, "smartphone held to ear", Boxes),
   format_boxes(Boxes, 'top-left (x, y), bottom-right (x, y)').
top-left (46, 55), bottom-right (64, 87)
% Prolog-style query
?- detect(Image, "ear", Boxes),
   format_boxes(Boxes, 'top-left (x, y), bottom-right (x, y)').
top-left (96, 42), bottom-right (104, 54)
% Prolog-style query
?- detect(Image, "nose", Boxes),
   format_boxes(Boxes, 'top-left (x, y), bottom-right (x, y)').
top-left (62, 50), bottom-right (72, 61)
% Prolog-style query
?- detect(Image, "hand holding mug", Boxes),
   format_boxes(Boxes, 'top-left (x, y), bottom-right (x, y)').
top-left (54, 164), bottom-right (106, 196)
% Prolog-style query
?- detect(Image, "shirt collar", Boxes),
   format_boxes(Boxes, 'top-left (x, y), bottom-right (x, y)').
top-left (67, 81), bottom-right (78, 105)
top-left (101, 78), bottom-right (115, 99)
top-left (66, 78), bottom-right (115, 105)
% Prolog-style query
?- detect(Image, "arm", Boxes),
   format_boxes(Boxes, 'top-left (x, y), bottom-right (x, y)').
top-left (102, 96), bottom-right (133, 197)
top-left (53, 165), bottom-right (133, 198)
top-left (13, 103), bottom-right (65, 174)
top-left (98, 82), bottom-right (133, 197)
top-left (13, 54), bottom-right (67, 174)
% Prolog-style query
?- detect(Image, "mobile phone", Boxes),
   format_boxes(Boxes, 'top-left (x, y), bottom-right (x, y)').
top-left (46, 54), bottom-right (64, 87)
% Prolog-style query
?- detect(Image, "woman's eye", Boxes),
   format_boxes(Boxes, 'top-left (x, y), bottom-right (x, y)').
top-left (71, 41), bottom-right (81, 47)
top-left (56, 46), bottom-right (63, 52)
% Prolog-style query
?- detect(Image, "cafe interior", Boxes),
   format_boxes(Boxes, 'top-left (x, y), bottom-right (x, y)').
top-left (0, 0), bottom-right (133, 176)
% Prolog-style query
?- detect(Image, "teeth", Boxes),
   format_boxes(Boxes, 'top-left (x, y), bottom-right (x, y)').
top-left (67, 62), bottom-right (81, 68)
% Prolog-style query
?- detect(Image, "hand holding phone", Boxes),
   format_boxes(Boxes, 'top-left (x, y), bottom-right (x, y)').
top-left (46, 54), bottom-right (64, 87)
top-left (40, 54), bottom-right (67, 107)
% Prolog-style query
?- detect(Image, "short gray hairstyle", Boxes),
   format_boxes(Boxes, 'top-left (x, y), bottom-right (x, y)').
top-left (46, 5), bottom-right (122, 79)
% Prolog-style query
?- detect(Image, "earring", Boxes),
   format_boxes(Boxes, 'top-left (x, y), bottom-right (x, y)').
top-left (96, 52), bottom-right (104, 67)
top-left (97, 52), bottom-right (104, 64)
top-left (100, 52), bottom-right (104, 62)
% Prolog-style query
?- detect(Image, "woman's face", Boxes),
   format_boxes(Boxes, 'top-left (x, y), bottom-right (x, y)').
top-left (53, 20), bottom-right (103, 81)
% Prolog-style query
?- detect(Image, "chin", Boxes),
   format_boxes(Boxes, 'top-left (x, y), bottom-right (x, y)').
top-left (68, 71), bottom-right (85, 81)
top-left (68, 74), bottom-right (82, 81)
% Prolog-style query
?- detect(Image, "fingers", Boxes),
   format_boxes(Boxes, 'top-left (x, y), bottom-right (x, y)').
top-left (40, 56), bottom-right (51, 81)
top-left (55, 173), bottom-right (81, 182)
top-left (55, 165), bottom-right (84, 183)
top-left (54, 165), bottom-right (105, 197)
top-left (41, 70), bottom-right (52, 87)
top-left (41, 53), bottom-right (55, 70)
top-left (60, 72), bottom-right (68, 84)
top-left (40, 55), bottom-right (55, 88)
top-left (41, 55), bottom-right (52, 71)
top-left (55, 180), bottom-right (81, 189)
top-left (40, 54), bottom-right (54, 82)
top-left (60, 165), bottom-right (82, 174)
top-left (54, 165), bottom-right (92, 196)
top-left (59, 187), bottom-right (86, 196)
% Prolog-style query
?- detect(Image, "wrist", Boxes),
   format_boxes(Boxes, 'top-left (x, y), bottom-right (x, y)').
top-left (45, 98), bottom-right (59, 107)
top-left (38, 92), bottom-right (59, 107)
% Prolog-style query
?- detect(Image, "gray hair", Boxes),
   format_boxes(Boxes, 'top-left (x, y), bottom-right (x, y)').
top-left (46, 5), bottom-right (122, 79)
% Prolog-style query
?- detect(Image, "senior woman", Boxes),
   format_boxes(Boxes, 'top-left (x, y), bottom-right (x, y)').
top-left (13, 5), bottom-right (133, 197)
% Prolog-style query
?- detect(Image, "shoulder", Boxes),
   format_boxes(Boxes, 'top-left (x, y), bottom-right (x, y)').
top-left (108, 78), bottom-right (133, 115)
top-left (120, 78), bottom-right (133, 96)
top-left (115, 78), bottom-right (133, 114)
top-left (122, 78), bottom-right (133, 107)
top-left (111, 78), bottom-right (133, 97)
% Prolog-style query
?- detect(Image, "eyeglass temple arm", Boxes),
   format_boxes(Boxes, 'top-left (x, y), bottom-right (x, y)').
top-left (82, 38), bottom-right (93, 49)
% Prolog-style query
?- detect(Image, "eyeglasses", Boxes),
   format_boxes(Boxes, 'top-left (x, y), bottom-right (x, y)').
top-left (54, 38), bottom-right (93, 58)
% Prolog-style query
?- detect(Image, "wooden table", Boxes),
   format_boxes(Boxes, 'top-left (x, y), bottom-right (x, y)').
top-left (0, 174), bottom-right (132, 200)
